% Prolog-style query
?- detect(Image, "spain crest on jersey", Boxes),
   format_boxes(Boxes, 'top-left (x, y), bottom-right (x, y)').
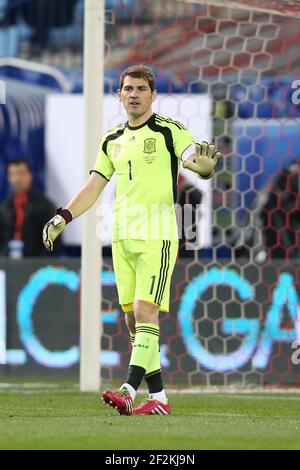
top-left (143, 138), bottom-right (156, 154)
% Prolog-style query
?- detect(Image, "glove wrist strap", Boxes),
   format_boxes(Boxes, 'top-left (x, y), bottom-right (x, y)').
top-left (56, 207), bottom-right (73, 224)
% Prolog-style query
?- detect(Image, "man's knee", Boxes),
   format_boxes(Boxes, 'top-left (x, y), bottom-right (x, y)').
top-left (134, 300), bottom-right (159, 324)
top-left (124, 311), bottom-right (136, 334)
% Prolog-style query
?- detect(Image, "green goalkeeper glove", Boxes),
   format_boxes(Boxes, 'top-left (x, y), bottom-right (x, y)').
top-left (182, 141), bottom-right (222, 179)
top-left (42, 208), bottom-right (72, 252)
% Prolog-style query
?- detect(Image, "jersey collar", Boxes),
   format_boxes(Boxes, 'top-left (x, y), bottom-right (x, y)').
top-left (126, 113), bottom-right (156, 131)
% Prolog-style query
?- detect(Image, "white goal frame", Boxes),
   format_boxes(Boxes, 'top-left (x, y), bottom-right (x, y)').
top-left (80, 0), bottom-right (105, 392)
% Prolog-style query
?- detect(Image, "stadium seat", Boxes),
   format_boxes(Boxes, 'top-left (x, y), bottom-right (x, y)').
top-left (0, 26), bottom-right (19, 57)
top-left (0, 78), bottom-right (50, 201)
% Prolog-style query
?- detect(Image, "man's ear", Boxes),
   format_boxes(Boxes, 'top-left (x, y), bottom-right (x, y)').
top-left (117, 88), bottom-right (122, 101)
top-left (152, 89), bottom-right (157, 102)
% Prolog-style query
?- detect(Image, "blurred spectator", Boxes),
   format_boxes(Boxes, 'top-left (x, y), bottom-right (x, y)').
top-left (0, 159), bottom-right (61, 257)
top-left (177, 174), bottom-right (203, 257)
top-left (21, 0), bottom-right (78, 48)
top-left (257, 158), bottom-right (300, 262)
top-left (0, 0), bottom-right (18, 26)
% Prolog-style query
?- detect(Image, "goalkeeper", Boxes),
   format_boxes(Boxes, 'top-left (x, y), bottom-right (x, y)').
top-left (43, 65), bottom-right (221, 416)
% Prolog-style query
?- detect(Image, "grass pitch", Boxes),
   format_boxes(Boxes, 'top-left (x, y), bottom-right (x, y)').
top-left (0, 381), bottom-right (300, 450)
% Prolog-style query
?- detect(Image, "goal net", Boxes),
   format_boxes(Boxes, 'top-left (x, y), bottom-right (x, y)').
top-left (101, 0), bottom-right (300, 387)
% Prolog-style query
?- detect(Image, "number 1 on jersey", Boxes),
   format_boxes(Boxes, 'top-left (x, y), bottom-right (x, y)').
top-left (128, 160), bottom-right (132, 180)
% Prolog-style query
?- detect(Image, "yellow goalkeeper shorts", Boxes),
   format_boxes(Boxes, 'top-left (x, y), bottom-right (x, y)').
top-left (112, 239), bottom-right (178, 313)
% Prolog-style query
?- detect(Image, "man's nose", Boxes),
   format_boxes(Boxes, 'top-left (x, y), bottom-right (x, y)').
top-left (130, 89), bottom-right (138, 97)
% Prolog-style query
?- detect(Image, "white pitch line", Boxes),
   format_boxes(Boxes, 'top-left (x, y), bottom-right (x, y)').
top-left (0, 383), bottom-right (73, 390)
top-left (1, 384), bottom-right (300, 397)
top-left (165, 387), bottom-right (300, 395)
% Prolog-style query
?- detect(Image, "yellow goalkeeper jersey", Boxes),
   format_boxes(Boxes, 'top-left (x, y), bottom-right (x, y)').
top-left (92, 113), bottom-right (195, 240)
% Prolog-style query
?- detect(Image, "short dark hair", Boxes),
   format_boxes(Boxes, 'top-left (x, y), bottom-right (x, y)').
top-left (119, 65), bottom-right (156, 92)
top-left (7, 159), bottom-right (32, 172)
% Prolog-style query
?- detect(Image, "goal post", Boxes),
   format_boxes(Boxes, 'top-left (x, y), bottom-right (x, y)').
top-left (80, 0), bottom-right (105, 392)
